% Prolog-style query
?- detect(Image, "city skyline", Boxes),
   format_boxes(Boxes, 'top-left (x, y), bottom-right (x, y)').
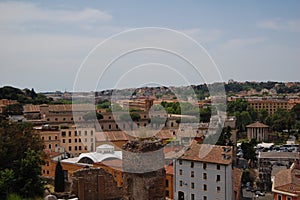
top-left (0, 1), bottom-right (299, 92)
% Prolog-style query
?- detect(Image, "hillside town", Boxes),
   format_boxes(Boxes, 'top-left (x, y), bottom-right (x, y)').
top-left (0, 81), bottom-right (300, 200)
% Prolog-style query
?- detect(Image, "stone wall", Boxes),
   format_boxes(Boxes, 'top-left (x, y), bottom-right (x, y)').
top-left (122, 138), bottom-right (166, 200)
top-left (72, 168), bottom-right (124, 200)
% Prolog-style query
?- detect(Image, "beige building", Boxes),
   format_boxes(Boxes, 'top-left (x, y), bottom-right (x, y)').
top-left (247, 99), bottom-right (291, 115)
top-left (246, 122), bottom-right (269, 141)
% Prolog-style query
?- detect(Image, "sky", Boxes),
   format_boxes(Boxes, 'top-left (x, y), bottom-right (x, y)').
top-left (0, 0), bottom-right (299, 92)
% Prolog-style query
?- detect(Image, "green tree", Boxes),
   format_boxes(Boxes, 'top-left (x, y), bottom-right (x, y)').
top-left (259, 109), bottom-right (268, 123)
top-left (241, 142), bottom-right (256, 162)
top-left (0, 119), bottom-right (44, 199)
top-left (0, 169), bottom-right (14, 198)
top-left (54, 161), bottom-right (65, 193)
top-left (236, 111), bottom-right (252, 132)
top-left (17, 149), bottom-right (44, 198)
top-left (216, 126), bottom-right (233, 146)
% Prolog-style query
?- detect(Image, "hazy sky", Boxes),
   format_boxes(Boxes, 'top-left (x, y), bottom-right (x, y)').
top-left (0, 1), bottom-right (299, 92)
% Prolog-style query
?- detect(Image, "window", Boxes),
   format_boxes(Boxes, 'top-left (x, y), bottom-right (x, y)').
top-left (85, 138), bottom-right (87, 142)
top-left (79, 138), bottom-right (81, 142)
top-left (62, 139), bottom-right (65, 143)
top-left (84, 131), bottom-right (87, 136)
top-left (68, 131), bottom-right (71, 136)
top-left (74, 131), bottom-right (77, 136)
top-left (75, 139), bottom-right (77, 143)
top-left (55, 136), bottom-right (58, 140)
top-left (69, 146), bottom-right (72, 151)
top-left (63, 118), bottom-right (66, 121)
top-left (217, 186), bottom-right (221, 192)
top-left (91, 138), bottom-right (93, 142)
top-left (48, 144), bottom-right (51, 149)
top-left (166, 190), bottom-right (169, 197)
top-left (108, 124), bottom-right (111, 130)
top-left (287, 197), bottom-right (292, 200)
top-left (277, 195), bottom-right (282, 200)
top-left (191, 194), bottom-right (195, 200)
top-left (191, 161), bottom-right (194, 168)
top-left (180, 180), bottom-right (183, 186)
top-left (217, 175), bottom-right (221, 182)
top-left (63, 170), bottom-right (68, 181)
top-left (203, 173), bottom-right (207, 180)
top-left (79, 131), bottom-right (81, 136)
top-left (191, 182), bottom-right (194, 189)
top-left (48, 136), bottom-right (51, 140)
top-left (191, 171), bottom-right (194, 178)
top-left (69, 139), bottom-right (71, 143)
top-left (75, 146), bottom-right (77, 151)
top-left (42, 136), bottom-right (44, 140)
top-left (61, 131), bottom-right (66, 137)
top-left (79, 146), bottom-right (82, 150)
top-left (203, 162), bottom-right (207, 169)
top-left (179, 169), bottom-right (183, 175)
top-left (203, 196), bottom-right (207, 200)
top-left (55, 118), bottom-right (58, 121)
top-left (165, 180), bottom-right (169, 187)
top-left (217, 164), bottom-right (220, 170)
top-left (203, 184), bottom-right (207, 191)
top-left (179, 160), bottom-right (182, 165)
top-left (91, 130), bottom-right (93, 136)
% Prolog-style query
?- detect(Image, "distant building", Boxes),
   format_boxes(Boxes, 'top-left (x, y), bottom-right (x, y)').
top-left (0, 99), bottom-right (18, 113)
top-left (174, 142), bottom-right (234, 200)
top-left (246, 122), bottom-right (269, 142)
top-left (247, 98), bottom-right (291, 115)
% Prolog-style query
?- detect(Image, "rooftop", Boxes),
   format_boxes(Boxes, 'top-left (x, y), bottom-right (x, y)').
top-left (246, 121), bottom-right (269, 128)
top-left (179, 141), bottom-right (232, 165)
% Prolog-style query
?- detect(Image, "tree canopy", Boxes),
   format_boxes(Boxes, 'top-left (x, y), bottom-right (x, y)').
top-left (0, 119), bottom-right (44, 199)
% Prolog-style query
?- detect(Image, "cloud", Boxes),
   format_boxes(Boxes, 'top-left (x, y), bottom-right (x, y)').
top-left (0, 1), bottom-right (112, 32)
top-left (220, 37), bottom-right (265, 50)
top-left (180, 28), bottom-right (223, 43)
top-left (258, 19), bottom-right (300, 32)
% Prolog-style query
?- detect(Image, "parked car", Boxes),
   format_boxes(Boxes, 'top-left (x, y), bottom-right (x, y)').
top-left (255, 190), bottom-right (265, 196)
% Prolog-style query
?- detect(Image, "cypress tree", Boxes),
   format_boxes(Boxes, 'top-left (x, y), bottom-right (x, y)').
top-left (54, 161), bottom-right (64, 192)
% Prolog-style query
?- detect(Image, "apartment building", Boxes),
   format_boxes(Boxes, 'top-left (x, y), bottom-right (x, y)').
top-left (59, 126), bottom-right (96, 156)
top-left (174, 142), bottom-right (234, 200)
top-left (23, 104), bottom-right (94, 123)
top-left (247, 98), bottom-right (291, 115)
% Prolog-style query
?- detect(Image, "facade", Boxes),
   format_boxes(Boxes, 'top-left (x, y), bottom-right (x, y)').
top-left (23, 104), bottom-right (95, 123)
top-left (174, 142), bottom-right (234, 200)
top-left (258, 152), bottom-right (299, 191)
top-left (165, 165), bottom-right (174, 199)
top-left (247, 98), bottom-right (291, 115)
top-left (246, 121), bottom-right (269, 142)
top-left (272, 162), bottom-right (300, 200)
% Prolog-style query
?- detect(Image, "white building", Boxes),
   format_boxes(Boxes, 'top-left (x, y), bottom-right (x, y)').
top-left (174, 142), bottom-right (234, 200)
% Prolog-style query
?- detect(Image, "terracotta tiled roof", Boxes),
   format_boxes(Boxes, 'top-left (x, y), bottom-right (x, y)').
top-left (23, 104), bottom-right (95, 113)
top-left (23, 104), bottom-right (40, 113)
top-left (246, 121), bottom-right (269, 128)
top-left (179, 141), bottom-right (232, 165)
top-left (232, 167), bottom-right (243, 193)
top-left (95, 130), bottom-right (174, 142)
top-left (273, 163), bottom-right (300, 194)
